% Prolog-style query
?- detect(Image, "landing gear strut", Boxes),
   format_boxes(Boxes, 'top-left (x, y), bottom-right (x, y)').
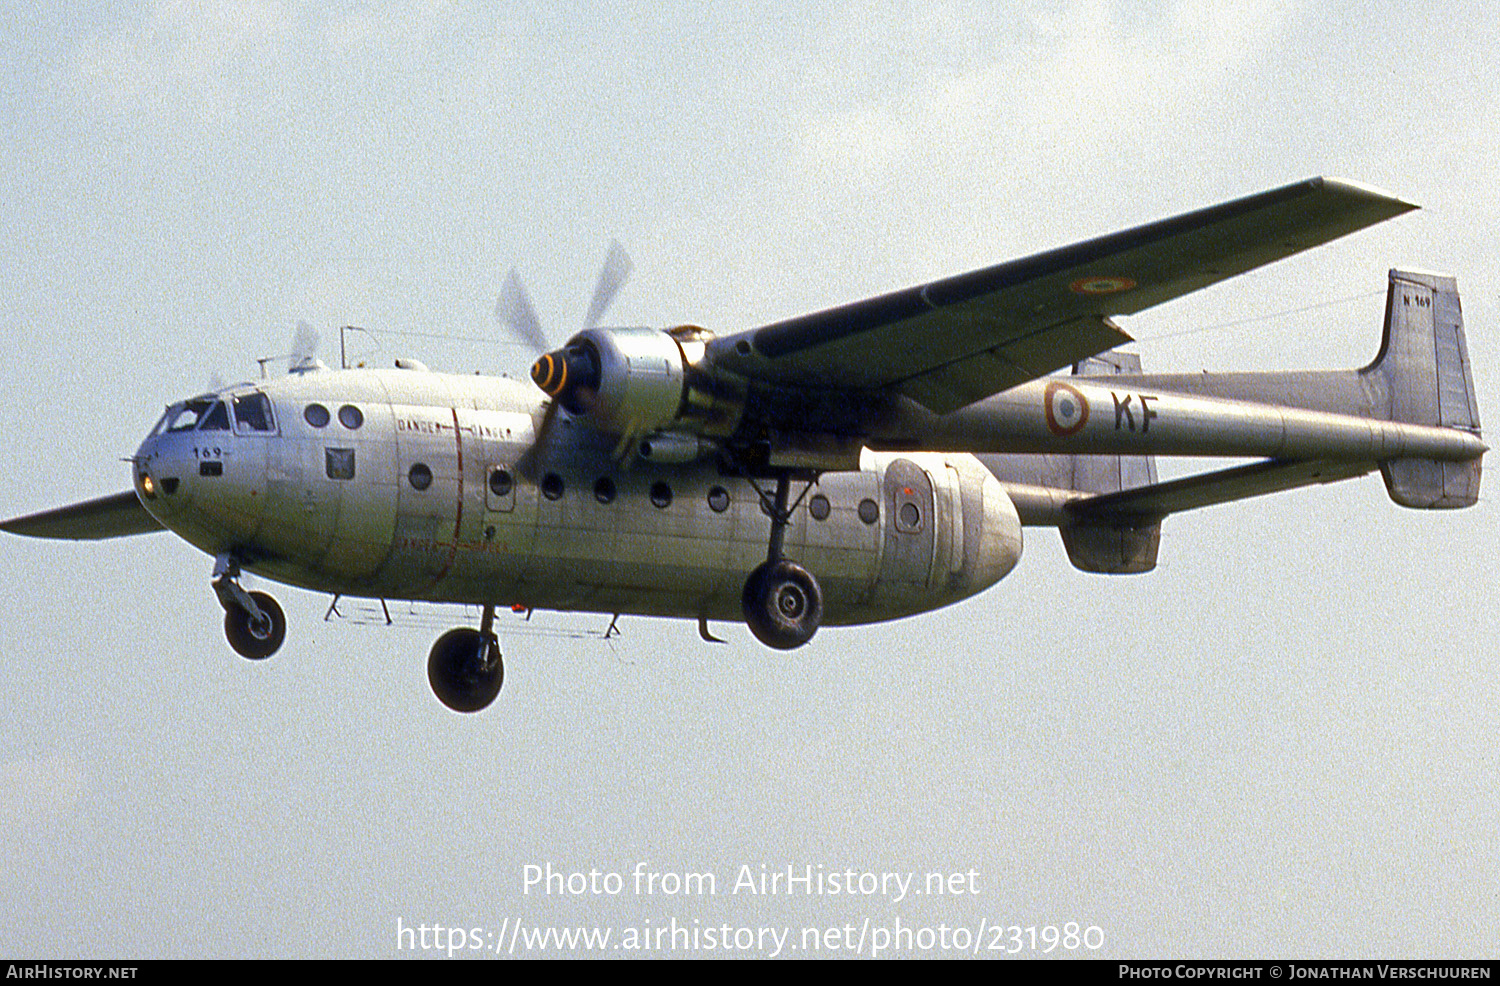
top-left (741, 472), bottom-right (823, 650)
top-left (212, 556), bottom-right (286, 660)
top-left (428, 604), bottom-right (504, 713)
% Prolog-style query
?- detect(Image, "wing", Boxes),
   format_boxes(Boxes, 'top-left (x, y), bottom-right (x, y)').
top-left (1, 491), bottom-right (164, 540)
top-left (705, 177), bottom-right (1417, 413)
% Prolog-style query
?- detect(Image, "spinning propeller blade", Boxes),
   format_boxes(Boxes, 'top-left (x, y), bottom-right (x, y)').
top-left (289, 321), bottom-right (321, 372)
top-left (583, 240), bottom-right (633, 330)
top-left (496, 270), bottom-right (549, 355)
top-left (504, 241), bottom-right (635, 471)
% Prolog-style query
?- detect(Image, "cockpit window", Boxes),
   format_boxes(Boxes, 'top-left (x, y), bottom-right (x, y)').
top-left (162, 399), bottom-right (214, 433)
top-left (232, 392), bottom-right (276, 433)
top-left (198, 401), bottom-right (230, 431)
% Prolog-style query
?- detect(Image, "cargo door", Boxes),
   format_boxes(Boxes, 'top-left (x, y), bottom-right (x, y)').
top-left (882, 457), bottom-right (935, 587)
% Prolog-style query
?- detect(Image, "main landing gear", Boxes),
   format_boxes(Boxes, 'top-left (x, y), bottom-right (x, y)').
top-left (427, 604), bottom-right (504, 713)
top-left (212, 556), bottom-right (286, 660)
top-left (740, 472), bottom-right (823, 650)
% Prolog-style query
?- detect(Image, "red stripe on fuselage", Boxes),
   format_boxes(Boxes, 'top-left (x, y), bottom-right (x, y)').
top-left (414, 406), bottom-right (466, 597)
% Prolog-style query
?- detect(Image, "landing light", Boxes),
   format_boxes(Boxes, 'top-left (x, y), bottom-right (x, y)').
top-left (140, 474), bottom-right (156, 499)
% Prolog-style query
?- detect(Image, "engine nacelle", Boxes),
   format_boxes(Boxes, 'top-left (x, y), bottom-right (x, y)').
top-left (531, 326), bottom-right (743, 438)
top-left (532, 326), bottom-right (685, 435)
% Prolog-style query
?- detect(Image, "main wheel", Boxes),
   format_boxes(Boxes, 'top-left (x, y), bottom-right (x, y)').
top-left (427, 628), bottom-right (504, 713)
top-left (741, 559), bottom-right (823, 650)
top-left (224, 590), bottom-right (286, 660)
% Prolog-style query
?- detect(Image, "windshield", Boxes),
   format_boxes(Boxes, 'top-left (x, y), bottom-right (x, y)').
top-left (152, 399), bottom-right (233, 435)
top-left (157, 399), bottom-right (213, 434)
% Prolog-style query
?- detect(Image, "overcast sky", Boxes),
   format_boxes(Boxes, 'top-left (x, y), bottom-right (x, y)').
top-left (2, 1), bottom-right (1496, 959)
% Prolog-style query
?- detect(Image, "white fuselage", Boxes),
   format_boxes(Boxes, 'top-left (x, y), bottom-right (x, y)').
top-left (133, 367), bottom-right (1023, 626)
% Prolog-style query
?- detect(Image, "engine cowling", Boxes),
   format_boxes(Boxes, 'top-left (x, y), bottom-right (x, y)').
top-left (531, 326), bottom-right (744, 440)
top-left (532, 327), bottom-right (686, 436)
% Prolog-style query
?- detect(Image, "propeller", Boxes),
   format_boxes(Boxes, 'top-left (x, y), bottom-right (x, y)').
top-left (501, 241), bottom-right (634, 475)
top-left (526, 241), bottom-right (632, 411)
top-left (204, 316), bottom-right (322, 393)
top-left (494, 239), bottom-right (633, 355)
top-left (583, 239), bottom-right (634, 331)
top-left (496, 270), bottom-right (549, 355)
top-left (289, 321), bottom-right (322, 372)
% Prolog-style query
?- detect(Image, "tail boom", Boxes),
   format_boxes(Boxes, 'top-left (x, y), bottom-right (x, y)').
top-left (888, 269), bottom-right (1484, 509)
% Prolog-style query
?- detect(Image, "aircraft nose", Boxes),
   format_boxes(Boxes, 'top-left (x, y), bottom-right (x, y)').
top-left (146, 435), bottom-right (191, 497)
top-left (130, 428), bottom-right (180, 515)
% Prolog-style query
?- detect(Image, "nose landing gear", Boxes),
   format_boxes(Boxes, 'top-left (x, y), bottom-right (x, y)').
top-left (427, 604), bottom-right (504, 713)
top-left (223, 590), bottom-right (286, 659)
top-left (212, 556), bottom-right (286, 660)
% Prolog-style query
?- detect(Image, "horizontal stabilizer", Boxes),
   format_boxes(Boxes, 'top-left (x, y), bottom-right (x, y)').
top-left (1068, 458), bottom-right (1375, 522)
top-left (1, 491), bottom-right (164, 540)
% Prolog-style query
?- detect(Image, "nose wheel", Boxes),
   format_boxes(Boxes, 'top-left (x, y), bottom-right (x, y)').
top-left (212, 557), bottom-right (286, 660)
top-left (223, 590), bottom-right (286, 660)
top-left (428, 629), bottom-right (503, 712)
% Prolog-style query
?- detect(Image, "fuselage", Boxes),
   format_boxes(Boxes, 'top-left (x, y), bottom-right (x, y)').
top-left (132, 365), bottom-right (1023, 627)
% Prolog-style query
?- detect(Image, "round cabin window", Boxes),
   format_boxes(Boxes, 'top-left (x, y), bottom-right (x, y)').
top-left (489, 468), bottom-right (513, 497)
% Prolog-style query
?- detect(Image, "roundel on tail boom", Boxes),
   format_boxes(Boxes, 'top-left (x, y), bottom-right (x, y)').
top-left (1044, 381), bottom-right (1090, 436)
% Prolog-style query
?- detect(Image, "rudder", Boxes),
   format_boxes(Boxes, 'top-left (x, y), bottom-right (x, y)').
top-left (1059, 351), bottom-right (1162, 572)
top-left (1370, 269), bottom-right (1483, 507)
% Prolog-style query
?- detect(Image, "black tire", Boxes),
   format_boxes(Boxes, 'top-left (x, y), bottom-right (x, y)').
top-left (427, 628), bottom-right (504, 713)
top-left (224, 590), bottom-right (286, 660)
top-left (741, 559), bottom-right (822, 650)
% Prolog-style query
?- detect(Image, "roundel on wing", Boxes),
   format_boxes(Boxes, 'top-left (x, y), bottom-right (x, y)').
top-left (1069, 276), bottom-right (1137, 295)
top-left (1044, 381), bottom-right (1089, 436)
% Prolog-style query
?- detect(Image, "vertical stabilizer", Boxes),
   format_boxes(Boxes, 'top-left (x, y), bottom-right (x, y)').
top-left (1371, 270), bottom-right (1483, 507)
top-left (1059, 352), bottom-right (1162, 573)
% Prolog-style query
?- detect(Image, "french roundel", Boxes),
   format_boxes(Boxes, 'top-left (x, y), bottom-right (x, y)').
top-left (1069, 276), bottom-right (1137, 295)
top-left (1044, 381), bottom-right (1089, 436)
